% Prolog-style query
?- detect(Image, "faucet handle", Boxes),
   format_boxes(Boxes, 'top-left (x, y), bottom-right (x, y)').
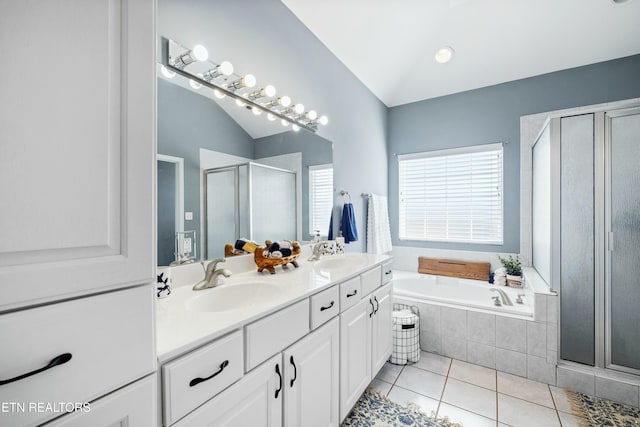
top-left (492, 296), bottom-right (502, 306)
top-left (205, 257), bottom-right (226, 273)
top-left (516, 294), bottom-right (525, 304)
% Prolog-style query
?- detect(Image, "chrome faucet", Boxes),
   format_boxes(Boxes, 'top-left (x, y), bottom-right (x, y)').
top-left (193, 258), bottom-right (232, 291)
top-left (307, 241), bottom-right (335, 261)
top-left (490, 287), bottom-right (513, 306)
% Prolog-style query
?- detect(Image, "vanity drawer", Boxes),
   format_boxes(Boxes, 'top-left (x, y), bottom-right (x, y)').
top-left (381, 261), bottom-right (394, 285)
top-left (310, 285), bottom-right (340, 329)
top-left (245, 299), bottom-right (310, 371)
top-left (0, 286), bottom-right (155, 427)
top-left (340, 276), bottom-right (362, 312)
top-left (162, 330), bottom-right (243, 426)
top-left (361, 265), bottom-right (382, 295)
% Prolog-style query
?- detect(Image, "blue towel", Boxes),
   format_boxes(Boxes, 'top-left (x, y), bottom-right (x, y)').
top-left (328, 209), bottom-right (334, 240)
top-left (341, 203), bottom-right (358, 243)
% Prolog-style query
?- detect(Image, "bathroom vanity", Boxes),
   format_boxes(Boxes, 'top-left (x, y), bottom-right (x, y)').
top-left (156, 252), bottom-right (393, 426)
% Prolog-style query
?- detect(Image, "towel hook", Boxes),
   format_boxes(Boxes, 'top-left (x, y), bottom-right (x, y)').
top-left (340, 190), bottom-right (351, 203)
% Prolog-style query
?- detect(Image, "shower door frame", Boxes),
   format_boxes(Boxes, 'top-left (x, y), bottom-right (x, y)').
top-left (603, 107), bottom-right (640, 376)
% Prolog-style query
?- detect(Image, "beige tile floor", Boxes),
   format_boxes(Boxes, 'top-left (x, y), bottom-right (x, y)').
top-left (370, 352), bottom-right (592, 427)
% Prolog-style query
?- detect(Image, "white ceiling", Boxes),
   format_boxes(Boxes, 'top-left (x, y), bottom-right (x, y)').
top-left (282, 0), bottom-right (640, 107)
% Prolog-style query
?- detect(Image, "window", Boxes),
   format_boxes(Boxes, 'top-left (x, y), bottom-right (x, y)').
top-left (398, 143), bottom-right (503, 244)
top-left (309, 164), bottom-right (333, 237)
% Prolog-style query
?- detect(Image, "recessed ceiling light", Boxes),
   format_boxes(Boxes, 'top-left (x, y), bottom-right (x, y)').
top-left (612, 0), bottom-right (632, 3)
top-left (435, 46), bottom-right (455, 64)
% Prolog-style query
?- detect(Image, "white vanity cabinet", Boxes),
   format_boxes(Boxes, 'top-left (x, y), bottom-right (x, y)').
top-left (158, 260), bottom-right (390, 427)
top-left (43, 374), bottom-right (158, 427)
top-left (339, 273), bottom-right (392, 420)
top-left (283, 317), bottom-right (340, 427)
top-left (0, 2), bottom-right (157, 426)
top-left (0, 0), bottom-right (156, 310)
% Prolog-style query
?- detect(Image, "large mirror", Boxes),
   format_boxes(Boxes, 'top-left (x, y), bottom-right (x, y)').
top-left (156, 74), bottom-right (333, 266)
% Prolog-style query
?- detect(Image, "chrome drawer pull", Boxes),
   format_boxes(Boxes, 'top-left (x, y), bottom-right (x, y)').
top-left (189, 360), bottom-right (229, 387)
top-left (0, 353), bottom-right (72, 386)
top-left (320, 301), bottom-right (335, 311)
top-left (346, 290), bottom-right (358, 298)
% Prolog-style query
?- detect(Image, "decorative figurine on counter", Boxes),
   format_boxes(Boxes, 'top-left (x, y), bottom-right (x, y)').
top-left (254, 240), bottom-right (301, 274)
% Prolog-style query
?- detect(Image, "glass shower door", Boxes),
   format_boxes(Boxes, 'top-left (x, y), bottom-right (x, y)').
top-left (607, 108), bottom-right (640, 373)
top-left (205, 167), bottom-right (238, 259)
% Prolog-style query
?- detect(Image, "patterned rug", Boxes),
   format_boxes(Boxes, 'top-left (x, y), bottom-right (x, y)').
top-left (573, 392), bottom-right (640, 427)
top-left (341, 388), bottom-right (461, 427)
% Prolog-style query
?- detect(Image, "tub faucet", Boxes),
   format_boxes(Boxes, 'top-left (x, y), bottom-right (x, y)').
top-left (307, 241), bottom-right (335, 261)
top-left (193, 258), bottom-right (232, 291)
top-left (490, 288), bottom-right (513, 306)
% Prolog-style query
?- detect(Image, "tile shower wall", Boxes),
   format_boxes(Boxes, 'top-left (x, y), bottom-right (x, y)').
top-left (398, 292), bottom-right (559, 386)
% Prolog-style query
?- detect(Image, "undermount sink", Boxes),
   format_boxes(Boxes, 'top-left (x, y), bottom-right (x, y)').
top-left (314, 256), bottom-right (368, 272)
top-left (185, 282), bottom-right (283, 313)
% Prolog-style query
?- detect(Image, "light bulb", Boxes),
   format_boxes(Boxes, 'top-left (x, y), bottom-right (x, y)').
top-left (192, 44), bottom-right (208, 61)
top-left (263, 85), bottom-right (276, 97)
top-left (189, 73), bottom-right (203, 89)
top-left (281, 119), bottom-right (290, 127)
top-left (435, 46), bottom-right (454, 64)
top-left (236, 98), bottom-right (246, 107)
top-left (219, 61), bottom-right (234, 76)
top-left (160, 65), bottom-right (176, 78)
top-left (279, 96), bottom-right (291, 107)
top-left (307, 110), bottom-right (318, 120)
top-left (243, 74), bottom-right (256, 88)
top-left (292, 124), bottom-right (300, 132)
top-left (319, 115), bottom-right (329, 125)
top-left (267, 113), bottom-right (276, 121)
top-left (294, 104), bottom-right (305, 114)
top-left (213, 89), bottom-right (225, 99)
top-left (252, 106), bottom-right (262, 115)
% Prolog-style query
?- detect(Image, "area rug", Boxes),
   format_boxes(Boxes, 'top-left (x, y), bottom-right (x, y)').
top-left (574, 392), bottom-right (640, 427)
top-left (341, 388), bottom-right (462, 427)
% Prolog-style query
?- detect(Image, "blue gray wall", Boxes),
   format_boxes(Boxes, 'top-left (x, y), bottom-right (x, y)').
top-left (388, 54), bottom-right (640, 253)
top-left (159, 0), bottom-right (388, 253)
top-left (157, 78), bottom-right (254, 257)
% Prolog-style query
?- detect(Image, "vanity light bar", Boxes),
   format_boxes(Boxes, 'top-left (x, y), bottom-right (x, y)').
top-left (161, 37), bottom-right (328, 133)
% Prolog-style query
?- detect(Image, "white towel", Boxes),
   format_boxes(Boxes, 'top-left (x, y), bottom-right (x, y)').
top-left (366, 194), bottom-right (393, 254)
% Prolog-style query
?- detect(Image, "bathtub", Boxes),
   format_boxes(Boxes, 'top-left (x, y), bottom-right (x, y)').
top-left (392, 270), bottom-right (534, 318)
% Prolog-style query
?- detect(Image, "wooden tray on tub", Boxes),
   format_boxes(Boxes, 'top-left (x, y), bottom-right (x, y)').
top-left (418, 257), bottom-right (490, 281)
top-left (254, 240), bottom-right (301, 274)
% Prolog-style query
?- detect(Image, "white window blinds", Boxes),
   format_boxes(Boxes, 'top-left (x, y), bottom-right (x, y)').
top-left (309, 164), bottom-right (333, 236)
top-left (398, 143), bottom-right (503, 244)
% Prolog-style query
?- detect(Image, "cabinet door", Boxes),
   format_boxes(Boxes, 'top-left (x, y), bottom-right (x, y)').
top-left (174, 354), bottom-right (283, 427)
top-left (339, 297), bottom-right (372, 421)
top-left (284, 317), bottom-right (339, 427)
top-left (0, 0), bottom-right (156, 311)
top-left (44, 375), bottom-right (157, 427)
top-left (372, 283), bottom-right (393, 376)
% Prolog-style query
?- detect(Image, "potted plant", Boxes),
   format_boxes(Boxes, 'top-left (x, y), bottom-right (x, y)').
top-left (498, 255), bottom-right (522, 287)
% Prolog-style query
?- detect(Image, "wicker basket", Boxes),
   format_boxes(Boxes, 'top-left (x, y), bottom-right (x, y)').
top-left (254, 241), bottom-right (301, 274)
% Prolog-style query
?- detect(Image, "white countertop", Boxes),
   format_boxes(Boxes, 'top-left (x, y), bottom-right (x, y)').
top-left (156, 252), bottom-right (391, 363)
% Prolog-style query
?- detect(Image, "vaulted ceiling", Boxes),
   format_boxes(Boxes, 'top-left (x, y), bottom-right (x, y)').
top-left (282, 0), bottom-right (640, 107)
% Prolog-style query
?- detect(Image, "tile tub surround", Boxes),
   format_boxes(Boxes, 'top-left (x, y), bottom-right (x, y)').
top-left (396, 285), bottom-right (558, 385)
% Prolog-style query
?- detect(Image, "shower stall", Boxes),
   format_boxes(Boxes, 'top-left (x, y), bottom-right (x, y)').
top-left (204, 162), bottom-right (297, 259)
top-left (531, 105), bottom-right (640, 375)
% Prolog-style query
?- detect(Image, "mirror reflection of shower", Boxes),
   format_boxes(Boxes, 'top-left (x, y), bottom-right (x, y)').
top-left (204, 162), bottom-right (297, 259)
